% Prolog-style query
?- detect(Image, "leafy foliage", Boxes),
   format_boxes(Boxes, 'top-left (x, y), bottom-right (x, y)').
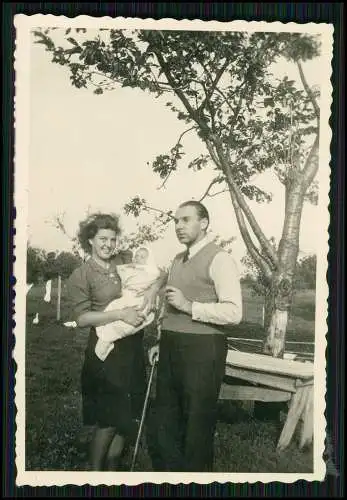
top-left (34, 28), bottom-right (321, 346)
top-left (33, 28), bottom-right (320, 204)
top-left (26, 245), bottom-right (82, 283)
top-left (27, 245), bottom-right (47, 283)
top-left (52, 251), bottom-right (83, 279)
top-left (294, 254), bottom-right (317, 290)
top-left (212, 234), bottom-right (237, 253)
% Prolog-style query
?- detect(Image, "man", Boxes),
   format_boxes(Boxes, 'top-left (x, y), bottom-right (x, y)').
top-left (149, 200), bottom-right (242, 472)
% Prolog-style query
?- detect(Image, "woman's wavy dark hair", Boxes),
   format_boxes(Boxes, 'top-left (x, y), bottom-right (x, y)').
top-left (77, 212), bottom-right (121, 254)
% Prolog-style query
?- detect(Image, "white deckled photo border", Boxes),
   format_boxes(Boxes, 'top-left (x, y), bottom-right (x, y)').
top-left (13, 14), bottom-right (333, 487)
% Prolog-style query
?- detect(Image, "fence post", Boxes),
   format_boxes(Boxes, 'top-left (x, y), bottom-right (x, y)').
top-left (56, 275), bottom-right (62, 322)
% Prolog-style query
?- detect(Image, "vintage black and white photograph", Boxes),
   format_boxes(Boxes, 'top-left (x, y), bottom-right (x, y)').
top-left (14, 15), bottom-right (333, 485)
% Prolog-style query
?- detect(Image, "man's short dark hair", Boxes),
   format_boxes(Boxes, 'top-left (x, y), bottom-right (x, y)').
top-left (179, 200), bottom-right (210, 228)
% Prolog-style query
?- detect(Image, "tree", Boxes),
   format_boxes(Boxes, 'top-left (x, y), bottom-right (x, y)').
top-left (243, 250), bottom-right (317, 295)
top-left (54, 251), bottom-right (82, 279)
top-left (34, 28), bottom-right (321, 357)
top-left (41, 249), bottom-right (83, 280)
top-left (26, 245), bottom-right (46, 284)
top-left (43, 251), bottom-right (58, 280)
top-left (294, 254), bottom-right (317, 290)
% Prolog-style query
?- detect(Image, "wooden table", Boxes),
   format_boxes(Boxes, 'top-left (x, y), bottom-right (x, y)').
top-left (219, 350), bottom-right (314, 450)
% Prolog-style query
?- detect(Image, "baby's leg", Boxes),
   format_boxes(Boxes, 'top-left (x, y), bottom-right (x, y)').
top-left (95, 320), bottom-right (140, 361)
top-left (96, 319), bottom-right (137, 343)
top-left (95, 338), bottom-right (115, 361)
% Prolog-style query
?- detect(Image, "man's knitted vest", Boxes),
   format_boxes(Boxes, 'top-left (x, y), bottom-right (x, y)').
top-left (162, 242), bottom-right (227, 335)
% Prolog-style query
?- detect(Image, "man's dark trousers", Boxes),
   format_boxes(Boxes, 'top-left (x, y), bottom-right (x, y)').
top-left (151, 330), bottom-right (228, 472)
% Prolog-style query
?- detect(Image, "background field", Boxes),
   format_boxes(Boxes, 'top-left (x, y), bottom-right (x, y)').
top-left (25, 282), bottom-right (315, 472)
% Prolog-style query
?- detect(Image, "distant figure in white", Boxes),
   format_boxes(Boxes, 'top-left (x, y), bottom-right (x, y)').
top-left (44, 279), bottom-right (52, 303)
top-left (95, 246), bottom-right (160, 361)
top-left (27, 280), bottom-right (52, 325)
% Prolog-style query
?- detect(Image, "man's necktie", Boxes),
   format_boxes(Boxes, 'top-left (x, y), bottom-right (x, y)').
top-left (182, 249), bottom-right (190, 263)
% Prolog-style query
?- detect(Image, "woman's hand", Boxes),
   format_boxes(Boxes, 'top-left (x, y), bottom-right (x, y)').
top-left (121, 307), bottom-right (146, 327)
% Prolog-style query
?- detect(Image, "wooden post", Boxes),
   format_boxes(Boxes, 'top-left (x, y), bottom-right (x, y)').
top-left (56, 275), bottom-right (62, 322)
top-left (277, 385), bottom-right (310, 451)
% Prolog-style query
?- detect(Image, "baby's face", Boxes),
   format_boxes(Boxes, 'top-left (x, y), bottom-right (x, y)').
top-left (133, 249), bottom-right (149, 265)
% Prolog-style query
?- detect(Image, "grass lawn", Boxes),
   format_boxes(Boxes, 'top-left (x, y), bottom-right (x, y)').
top-left (24, 283), bottom-right (315, 472)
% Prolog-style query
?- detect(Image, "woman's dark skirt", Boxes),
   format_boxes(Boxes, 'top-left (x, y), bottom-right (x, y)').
top-left (81, 328), bottom-right (147, 440)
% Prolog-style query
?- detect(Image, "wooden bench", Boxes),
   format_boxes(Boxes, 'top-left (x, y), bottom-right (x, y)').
top-left (220, 350), bottom-right (314, 451)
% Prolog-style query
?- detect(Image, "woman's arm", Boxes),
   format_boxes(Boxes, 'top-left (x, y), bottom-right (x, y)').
top-left (77, 307), bottom-right (145, 328)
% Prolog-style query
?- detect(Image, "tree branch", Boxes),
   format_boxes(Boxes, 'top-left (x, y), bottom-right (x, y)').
top-left (212, 143), bottom-right (279, 268)
top-left (205, 139), bottom-right (223, 168)
top-left (297, 60), bottom-right (320, 121)
top-left (228, 177), bottom-right (278, 268)
top-left (152, 48), bottom-right (210, 134)
top-left (197, 55), bottom-right (247, 115)
top-left (149, 69), bottom-right (189, 92)
top-left (228, 93), bottom-right (244, 144)
top-left (198, 176), bottom-right (224, 202)
top-left (215, 80), bottom-right (247, 115)
top-left (208, 188), bottom-right (230, 198)
top-left (207, 130), bottom-right (278, 269)
top-left (301, 135), bottom-right (319, 188)
top-left (199, 59), bottom-right (230, 113)
top-left (143, 36), bottom-right (277, 271)
top-left (142, 203), bottom-right (174, 220)
top-left (176, 126), bottom-right (196, 144)
top-left (49, 214), bottom-right (75, 243)
top-left (156, 126), bottom-right (196, 190)
top-left (196, 79), bottom-right (217, 133)
top-left (157, 172), bottom-right (171, 190)
top-left (230, 193), bottom-right (272, 281)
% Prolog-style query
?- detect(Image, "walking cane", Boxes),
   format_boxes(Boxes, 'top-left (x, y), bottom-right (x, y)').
top-left (130, 354), bottom-right (158, 472)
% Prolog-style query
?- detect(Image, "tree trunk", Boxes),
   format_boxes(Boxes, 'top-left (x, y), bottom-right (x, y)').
top-left (263, 271), bottom-right (292, 358)
top-left (263, 288), bottom-right (274, 331)
top-left (263, 181), bottom-right (306, 357)
top-left (254, 270), bottom-right (294, 422)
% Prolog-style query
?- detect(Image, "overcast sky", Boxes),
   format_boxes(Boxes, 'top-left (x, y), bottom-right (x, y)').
top-left (27, 29), bottom-right (327, 270)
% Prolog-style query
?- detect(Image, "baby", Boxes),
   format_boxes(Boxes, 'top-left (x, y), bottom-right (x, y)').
top-left (95, 246), bottom-right (161, 361)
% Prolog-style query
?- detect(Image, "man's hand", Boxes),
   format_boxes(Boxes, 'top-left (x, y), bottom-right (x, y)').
top-left (165, 286), bottom-right (192, 314)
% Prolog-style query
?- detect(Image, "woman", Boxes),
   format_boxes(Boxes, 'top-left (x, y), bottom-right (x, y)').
top-left (67, 213), bottom-right (161, 471)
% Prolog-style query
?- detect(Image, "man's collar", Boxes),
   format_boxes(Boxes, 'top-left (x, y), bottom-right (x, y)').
top-left (187, 234), bottom-right (212, 259)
